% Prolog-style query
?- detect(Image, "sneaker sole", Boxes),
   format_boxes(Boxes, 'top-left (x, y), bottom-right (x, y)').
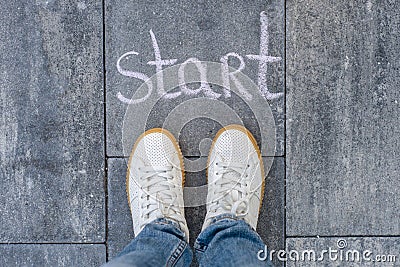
top-left (126, 128), bottom-right (185, 211)
top-left (206, 124), bottom-right (265, 213)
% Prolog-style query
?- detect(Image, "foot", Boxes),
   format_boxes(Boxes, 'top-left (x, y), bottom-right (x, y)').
top-left (202, 124), bottom-right (265, 231)
top-left (126, 128), bottom-right (189, 241)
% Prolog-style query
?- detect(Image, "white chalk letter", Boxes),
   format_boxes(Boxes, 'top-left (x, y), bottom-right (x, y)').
top-left (178, 57), bottom-right (220, 99)
top-left (116, 51), bottom-right (153, 104)
top-left (147, 29), bottom-right (180, 99)
top-left (220, 52), bottom-right (251, 100)
top-left (246, 11), bottom-right (283, 100)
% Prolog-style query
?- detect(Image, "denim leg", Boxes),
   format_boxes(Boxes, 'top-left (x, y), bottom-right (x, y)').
top-left (103, 218), bottom-right (193, 267)
top-left (194, 214), bottom-right (274, 267)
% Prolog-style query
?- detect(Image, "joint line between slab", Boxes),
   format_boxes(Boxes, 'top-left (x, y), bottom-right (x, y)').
top-left (102, 0), bottom-right (109, 261)
top-left (283, 0), bottom-right (288, 265)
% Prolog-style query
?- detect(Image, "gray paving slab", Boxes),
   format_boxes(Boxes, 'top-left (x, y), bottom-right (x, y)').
top-left (257, 157), bottom-right (285, 267)
top-left (107, 158), bottom-right (135, 258)
top-left (286, 237), bottom-right (399, 267)
top-left (286, 0), bottom-right (400, 235)
top-left (107, 157), bottom-right (284, 266)
top-left (0, 244), bottom-right (106, 267)
top-left (106, 0), bottom-right (285, 157)
top-left (0, 1), bottom-right (105, 242)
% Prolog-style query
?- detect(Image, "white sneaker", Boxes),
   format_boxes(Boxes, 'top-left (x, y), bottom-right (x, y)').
top-left (202, 124), bottom-right (265, 231)
top-left (126, 128), bottom-right (189, 242)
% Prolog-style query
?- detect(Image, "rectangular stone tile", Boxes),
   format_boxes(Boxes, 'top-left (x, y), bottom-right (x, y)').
top-left (286, 238), bottom-right (399, 267)
top-left (106, 0), bottom-right (285, 157)
top-left (107, 158), bottom-right (134, 258)
top-left (286, 0), bottom-right (400, 235)
top-left (0, 1), bottom-right (105, 242)
top-left (107, 157), bottom-right (284, 267)
top-left (0, 244), bottom-right (106, 267)
top-left (257, 157), bottom-right (285, 267)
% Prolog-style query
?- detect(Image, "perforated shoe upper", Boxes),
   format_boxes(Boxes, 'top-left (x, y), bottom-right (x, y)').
top-left (126, 128), bottom-right (189, 241)
top-left (203, 125), bottom-right (265, 231)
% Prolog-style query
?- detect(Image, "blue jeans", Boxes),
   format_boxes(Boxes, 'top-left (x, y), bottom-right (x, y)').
top-left (102, 214), bottom-right (274, 267)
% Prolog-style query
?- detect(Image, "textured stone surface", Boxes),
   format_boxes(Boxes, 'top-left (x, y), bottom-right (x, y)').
top-left (0, 1), bottom-right (105, 242)
top-left (4, 0), bottom-right (400, 265)
top-left (106, 0), bottom-right (285, 157)
top-left (286, 237), bottom-right (399, 267)
top-left (0, 244), bottom-right (106, 267)
top-left (257, 158), bottom-right (285, 267)
top-left (107, 157), bottom-right (284, 265)
top-left (286, 0), bottom-right (400, 235)
top-left (107, 158), bottom-right (135, 258)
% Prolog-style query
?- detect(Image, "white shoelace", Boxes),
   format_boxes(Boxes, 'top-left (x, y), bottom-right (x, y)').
top-left (136, 166), bottom-right (184, 229)
top-left (208, 160), bottom-right (261, 218)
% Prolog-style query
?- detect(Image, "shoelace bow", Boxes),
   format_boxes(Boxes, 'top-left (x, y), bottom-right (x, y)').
top-left (209, 160), bottom-right (261, 218)
top-left (137, 166), bottom-right (184, 229)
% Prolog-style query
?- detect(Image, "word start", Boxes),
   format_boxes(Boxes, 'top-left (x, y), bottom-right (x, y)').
top-left (117, 11), bottom-right (282, 104)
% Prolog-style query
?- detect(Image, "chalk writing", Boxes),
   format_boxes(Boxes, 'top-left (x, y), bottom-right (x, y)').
top-left (178, 57), bottom-right (221, 99)
top-left (221, 52), bottom-right (252, 100)
top-left (116, 11), bottom-right (282, 104)
top-left (246, 11), bottom-right (283, 100)
top-left (117, 51), bottom-right (153, 104)
top-left (148, 29), bottom-right (179, 99)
